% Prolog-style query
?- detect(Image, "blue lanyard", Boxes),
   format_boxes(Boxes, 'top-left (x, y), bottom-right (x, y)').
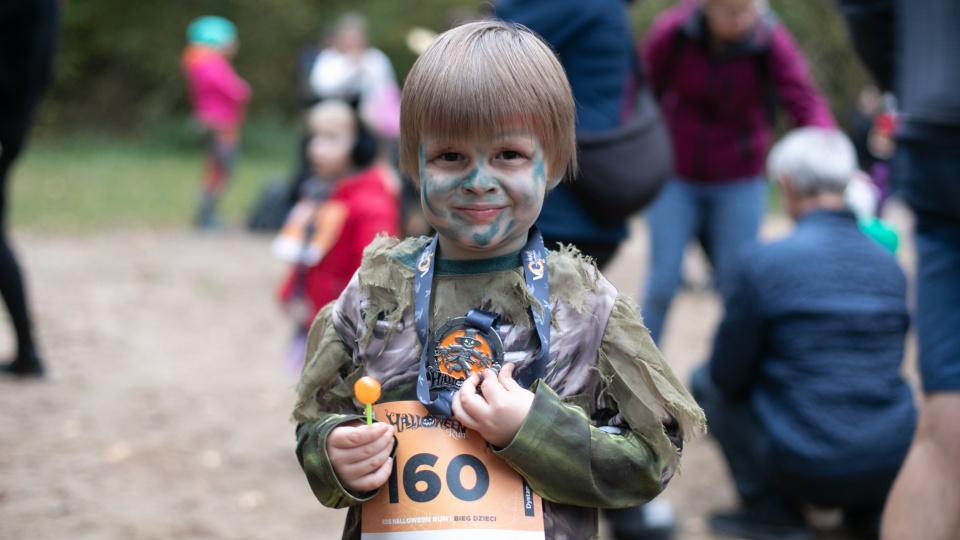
top-left (414, 227), bottom-right (551, 418)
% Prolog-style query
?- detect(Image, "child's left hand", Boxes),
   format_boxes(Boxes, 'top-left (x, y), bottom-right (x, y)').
top-left (451, 362), bottom-right (534, 448)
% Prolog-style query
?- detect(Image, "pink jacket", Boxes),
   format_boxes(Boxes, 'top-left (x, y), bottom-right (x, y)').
top-left (182, 46), bottom-right (251, 130)
top-left (642, 2), bottom-right (834, 182)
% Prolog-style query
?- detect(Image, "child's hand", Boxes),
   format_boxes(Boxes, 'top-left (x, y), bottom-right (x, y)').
top-left (327, 420), bottom-right (395, 493)
top-left (451, 362), bottom-right (534, 448)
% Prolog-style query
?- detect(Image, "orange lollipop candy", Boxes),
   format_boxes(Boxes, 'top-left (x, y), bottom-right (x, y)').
top-left (354, 376), bottom-right (381, 425)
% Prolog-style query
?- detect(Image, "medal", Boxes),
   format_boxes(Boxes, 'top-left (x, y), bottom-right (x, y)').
top-left (426, 316), bottom-right (505, 395)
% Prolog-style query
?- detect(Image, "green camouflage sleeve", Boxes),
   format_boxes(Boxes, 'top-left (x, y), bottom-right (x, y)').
top-left (291, 299), bottom-right (376, 509)
top-left (494, 380), bottom-right (665, 507)
top-left (494, 295), bottom-right (704, 508)
top-left (597, 296), bottom-right (705, 481)
top-left (295, 413), bottom-right (373, 509)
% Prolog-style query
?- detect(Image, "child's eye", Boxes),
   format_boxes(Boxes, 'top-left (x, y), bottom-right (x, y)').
top-left (498, 150), bottom-right (523, 160)
top-left (438, 152), bottom-right (462, 162)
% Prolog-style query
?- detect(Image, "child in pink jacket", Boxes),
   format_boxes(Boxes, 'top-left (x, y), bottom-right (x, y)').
top-left (182, 15), bottom-right (251, 229)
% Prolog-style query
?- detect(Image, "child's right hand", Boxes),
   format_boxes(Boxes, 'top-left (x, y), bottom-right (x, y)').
top-left (327, 420), bottom-right (396, 493)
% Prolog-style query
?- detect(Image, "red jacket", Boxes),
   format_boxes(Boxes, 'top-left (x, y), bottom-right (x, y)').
top-left (642, 2), bottom-right (834, 182)
top-left (278, 165), bottom-right (400, 321)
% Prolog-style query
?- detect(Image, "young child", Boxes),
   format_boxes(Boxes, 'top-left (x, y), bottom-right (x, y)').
top-left (182, 15), bottom-right (251, 229)
top-left (274, 100), bottom-right (400, 376)
top-left (291, 21), bottom-right (704, 539)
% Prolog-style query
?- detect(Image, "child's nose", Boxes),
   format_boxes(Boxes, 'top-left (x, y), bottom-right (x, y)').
top-left (461, 169), bottom-right (500, 193)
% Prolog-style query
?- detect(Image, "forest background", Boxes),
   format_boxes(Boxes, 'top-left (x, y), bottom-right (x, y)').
top-left (37, 0), bottom-right (869, 154)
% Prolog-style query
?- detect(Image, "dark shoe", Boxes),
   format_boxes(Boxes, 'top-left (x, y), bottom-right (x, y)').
top-left (709, 504), bottom-right (810, 540)
top-left (0, 352), bottom-right (45, 378)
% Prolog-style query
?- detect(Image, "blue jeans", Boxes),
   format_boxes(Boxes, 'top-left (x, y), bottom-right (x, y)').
top-left (895, 144), bottom-right (960, 392)
top-left (641, 177), bottom-right (766, 343)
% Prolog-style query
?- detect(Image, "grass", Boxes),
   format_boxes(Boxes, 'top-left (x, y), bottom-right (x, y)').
top-left (9, 138), bottom-right (294, 233)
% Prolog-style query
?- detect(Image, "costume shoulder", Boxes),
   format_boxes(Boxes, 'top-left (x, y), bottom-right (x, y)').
top-left (350, 235), bottom-right (428, 346)
top-left (546, 243), bottom-right (616, 312)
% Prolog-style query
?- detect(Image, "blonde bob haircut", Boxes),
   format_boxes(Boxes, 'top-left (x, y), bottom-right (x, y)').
top-left (399, 20), bottom-right (577, 187)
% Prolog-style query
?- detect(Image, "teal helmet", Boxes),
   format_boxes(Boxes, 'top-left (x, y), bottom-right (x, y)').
top-left (186, 16), bottom-right (237, 49)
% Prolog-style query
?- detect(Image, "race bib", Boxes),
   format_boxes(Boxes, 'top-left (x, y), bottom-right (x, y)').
top-left (361, 401), bottom-right (545, 540)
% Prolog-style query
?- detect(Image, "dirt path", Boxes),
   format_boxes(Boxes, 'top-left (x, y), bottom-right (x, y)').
top-left (0, 209), bottom-right (914, 539)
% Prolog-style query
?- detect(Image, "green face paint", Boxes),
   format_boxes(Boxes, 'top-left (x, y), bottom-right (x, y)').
top-left (418, 132), bottom-right (548, 260)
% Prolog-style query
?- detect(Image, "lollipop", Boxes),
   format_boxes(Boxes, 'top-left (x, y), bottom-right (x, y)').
top-left (354, 376), bottom-right (382, 425)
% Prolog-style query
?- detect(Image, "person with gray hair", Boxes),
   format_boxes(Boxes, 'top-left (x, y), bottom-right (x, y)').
top-left (690, 127), bottom-right (917, 539)
top-left (766, 127), bottom-right (856, 197)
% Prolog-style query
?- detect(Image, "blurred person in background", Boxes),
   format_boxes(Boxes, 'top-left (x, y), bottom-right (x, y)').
top-left (296, 13), bottom-right (406, 232)
top-left (839, 1), bottom-right (960, 538)
top-left (691, 127), bottom-right (916, 540)
top-left (273, 100), bottom-right (399, 379)
top-left (182, 15), bottom-right (251, 230)
top-left (638, 0), bottom-right (834, 344)
top-left (307, 12), bottom-right (401, 150)
top-left (0, 0), bottom-right (58, 377)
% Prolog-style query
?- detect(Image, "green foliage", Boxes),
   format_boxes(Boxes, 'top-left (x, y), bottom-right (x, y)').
top-left (38, 0), bottom-right (868, 140)
top-left (40, 0), bottom-right (485, 140)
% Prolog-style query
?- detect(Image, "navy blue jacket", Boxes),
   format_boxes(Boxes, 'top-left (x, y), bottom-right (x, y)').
top-left (495, 0), bottom-right (633, 243)
top-left (709, 210), bottom-right (916, 478)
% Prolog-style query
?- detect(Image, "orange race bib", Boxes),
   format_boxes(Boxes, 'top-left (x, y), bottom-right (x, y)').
top-left (361, 401), bottom-right (545, 540)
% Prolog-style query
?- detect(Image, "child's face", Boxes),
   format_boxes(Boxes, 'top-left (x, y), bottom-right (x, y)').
top-left (419, 130), bottom-right (549, 260)
top-left (307, 110), bottom-right (354, 179)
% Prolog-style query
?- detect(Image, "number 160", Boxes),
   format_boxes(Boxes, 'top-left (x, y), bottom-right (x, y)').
top-left (388, 453), bottom-right (490, 503)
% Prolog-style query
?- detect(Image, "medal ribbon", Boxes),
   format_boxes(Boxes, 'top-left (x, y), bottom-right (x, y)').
top-left (414, 227), bottom-right (551, 418)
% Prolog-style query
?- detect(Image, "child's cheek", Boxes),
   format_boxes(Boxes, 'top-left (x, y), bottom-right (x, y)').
top-left (534, 156), bottom-right (548, 191)
top-left (420, 173), bottom-right (462, 225)
top-left (420, 177), bottom-right (448, 221)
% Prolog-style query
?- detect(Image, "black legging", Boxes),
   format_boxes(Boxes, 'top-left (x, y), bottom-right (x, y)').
top-left (0, 0), bottom-right (58, 368)
top-left (0, 135), bottom-right (37, 362)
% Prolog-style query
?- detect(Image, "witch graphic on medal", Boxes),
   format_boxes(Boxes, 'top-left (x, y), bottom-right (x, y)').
top-left (427, 317), bottom-right (504, 393)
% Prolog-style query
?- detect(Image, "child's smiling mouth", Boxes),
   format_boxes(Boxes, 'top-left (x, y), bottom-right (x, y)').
top-left (455, 204), bottom-right (508, 222)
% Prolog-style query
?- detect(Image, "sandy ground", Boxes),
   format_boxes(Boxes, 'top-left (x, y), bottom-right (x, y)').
top-left (0, 207), bottom-right (917, 540)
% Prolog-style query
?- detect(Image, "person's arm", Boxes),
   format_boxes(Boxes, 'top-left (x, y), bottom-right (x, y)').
top-left (309, 200), bottom-right (349, 260)
top-left (767, 25), bottom-right (835, 128)
top-left (836, 0), bottom-right (895, 90)
top-left (494, 296), bottom-right (705, 508)
top-left (203, 55), bottom-right (251, 105)
top-left (293, 297), bottom-right (378, 508)
top-left (707, 252), bottom-right (765, 398)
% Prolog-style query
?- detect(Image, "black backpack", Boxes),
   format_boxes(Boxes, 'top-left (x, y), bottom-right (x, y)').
top-left (567, 61), bottom-right (674, 227)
